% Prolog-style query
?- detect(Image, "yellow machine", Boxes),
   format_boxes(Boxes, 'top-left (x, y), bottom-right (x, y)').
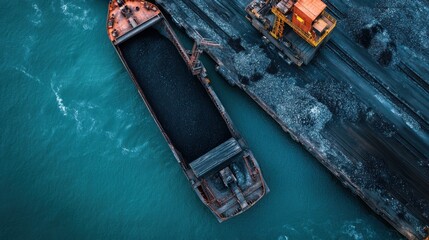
top-left (270, 0), bottom-right (336, 47)
top-left (270, 4), bottom-right (336, 47)
top-left (246, 0), bottom-right (336, 65)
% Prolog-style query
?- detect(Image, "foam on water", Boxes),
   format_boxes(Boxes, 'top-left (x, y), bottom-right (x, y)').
top-left (51, 83), bottom-right (68, 116)
top-left (59, 0), bottom-right (98, 30)
top-left (15, 66), bottom-right (41, 83)
top-left (30, 3), bottom-right (42, 26)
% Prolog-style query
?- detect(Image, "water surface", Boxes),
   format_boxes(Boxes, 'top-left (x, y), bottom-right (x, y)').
top-left (0, 1), bottom-right (402, 239)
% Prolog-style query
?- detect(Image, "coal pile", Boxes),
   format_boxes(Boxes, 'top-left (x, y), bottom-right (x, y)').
top-left (119, 27), bottom-right (231, 163)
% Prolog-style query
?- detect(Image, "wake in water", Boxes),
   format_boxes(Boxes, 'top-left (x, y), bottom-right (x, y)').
top-left (277, 218), bottom-right (398, 240)
top-left (14, 66), bottom-right (41, 83)
top-left (50, 82), bottom-right (68, 116)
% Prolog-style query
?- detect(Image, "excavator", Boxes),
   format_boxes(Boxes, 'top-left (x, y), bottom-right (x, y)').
top-left (246, 0), bottom-right (336, 66)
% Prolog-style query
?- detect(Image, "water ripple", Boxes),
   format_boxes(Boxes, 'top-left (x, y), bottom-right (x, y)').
top-left (14, 66), bottom-right (41, 83)
top-left (59, 0), bottom-right (97, 30)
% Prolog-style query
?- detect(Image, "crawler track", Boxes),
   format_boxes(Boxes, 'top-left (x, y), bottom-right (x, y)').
top-left (398, 61), bottom-right (429, 94)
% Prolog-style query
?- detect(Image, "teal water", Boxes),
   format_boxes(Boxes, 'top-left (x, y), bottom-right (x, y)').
top-left (0, 1), bottom-right (402, 239)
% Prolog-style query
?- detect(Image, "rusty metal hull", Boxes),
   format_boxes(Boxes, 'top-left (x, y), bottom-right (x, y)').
top-left (106, 0), bottom-right (268, 222)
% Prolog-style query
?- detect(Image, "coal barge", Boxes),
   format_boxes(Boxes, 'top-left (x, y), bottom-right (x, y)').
top-left (106, 0), bottom-right (268, 221)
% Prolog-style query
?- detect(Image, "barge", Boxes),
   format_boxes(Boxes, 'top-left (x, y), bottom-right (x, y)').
top-left (106, 0), bottom-right (268, 222)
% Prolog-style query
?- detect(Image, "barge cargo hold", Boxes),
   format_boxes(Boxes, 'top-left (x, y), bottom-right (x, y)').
top-left (106, 0), bottom-right (268, 222)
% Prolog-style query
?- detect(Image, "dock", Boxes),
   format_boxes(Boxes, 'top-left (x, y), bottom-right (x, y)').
top-left (155, 0), bottom-right (429, 238)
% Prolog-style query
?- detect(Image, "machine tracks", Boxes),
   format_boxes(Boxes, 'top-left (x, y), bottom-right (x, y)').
top-left (398, 61), bottom-right (429, 94)
top-left (326, 41), bottom-right (429, 130)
